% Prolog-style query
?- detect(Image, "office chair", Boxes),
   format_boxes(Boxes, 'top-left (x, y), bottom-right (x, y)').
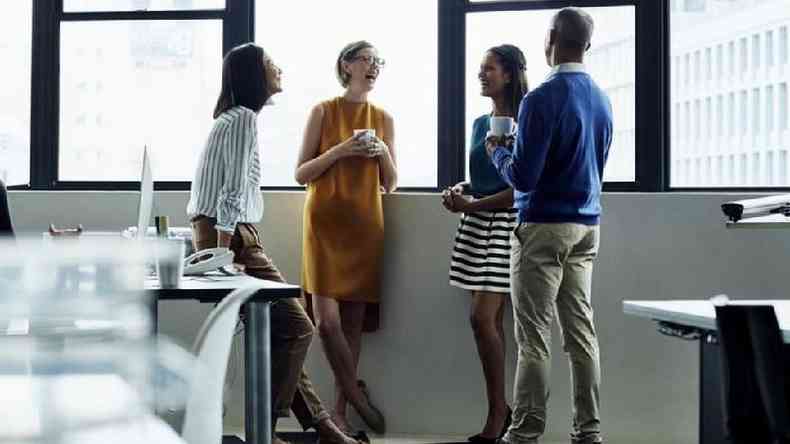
top-left (181, 283), bottom-right (266, 444)
top-left (715, 305), bottom-right (790, 444)
top-left (747, 306), bottom-right (790, 444)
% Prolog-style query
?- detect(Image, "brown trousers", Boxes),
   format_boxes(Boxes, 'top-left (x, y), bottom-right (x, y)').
top-left (191, 216), bottom-right (329, 429)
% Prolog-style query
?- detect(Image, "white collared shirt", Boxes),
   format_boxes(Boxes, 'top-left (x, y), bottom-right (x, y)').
top-left (186, 105), bottom-right (263, 233)
top-left (549, 62), bottom-right (587, 77)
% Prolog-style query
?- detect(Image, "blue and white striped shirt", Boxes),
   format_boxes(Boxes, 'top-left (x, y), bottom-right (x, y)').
top-left (187, 106), bottom-right (263, 233)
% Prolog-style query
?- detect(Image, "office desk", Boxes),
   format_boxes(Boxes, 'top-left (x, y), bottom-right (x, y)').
top-left (726, 214), bottom-right (790, 229)
top-left (146, 274), bottom-right (301, 444)
top-left (623, 300), bottom-right (790, 444)
top-left (0, 373), bottom-right (184, 444)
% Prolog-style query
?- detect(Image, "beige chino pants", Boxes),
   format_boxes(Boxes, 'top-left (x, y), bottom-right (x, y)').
top-left (504, 223), bottom-right (602, 444)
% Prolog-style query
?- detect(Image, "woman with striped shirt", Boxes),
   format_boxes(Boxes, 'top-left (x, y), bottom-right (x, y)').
top-left (187, 43), bottom-right (359, 444)
top-left (441, 44), bottom-right (528, 444)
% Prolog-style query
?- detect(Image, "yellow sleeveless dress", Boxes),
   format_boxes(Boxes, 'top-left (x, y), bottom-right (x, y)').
top-left (302, 97), bottom-right (386, 330)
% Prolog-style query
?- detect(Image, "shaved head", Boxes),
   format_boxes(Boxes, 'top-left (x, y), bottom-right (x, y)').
top-left (551, 7), bottom-right (594, 52)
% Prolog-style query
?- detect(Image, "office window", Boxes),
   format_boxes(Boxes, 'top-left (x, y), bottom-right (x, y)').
top-left (767, 86), bottom-right (775, 133)
top-left (466, 6), bottom-right (635, 182)
top-left (705, 156), bottom-right (712, 184)
top-left (716, 94), bottom-right (724, 138)
top-left (64, 0), bottom-right (225, 12)
top-left (728, 41), bottom-right (736, 76)
top-left (695, 158), bottom-right (702, 183)
top-left (685, 53), bottom-right (691, 85)
top-left (780, 151), bottom-right (788, 184)
top-left (780, 83), bottom-right (788, 131)
top-left (256, 0), bottom-right (438, 187)
top-left (767, 151), bottom-right (775, 185)
top-left (753, 88), bottom-right (761, 136)
top-left (672, 2), bottom-right (790, 187)
top-left (685, 101), bottom-right (692, 140)
top-left (694, 50), bottom-right (701, 84)
top-left (674, 103), bottom-right (681, 142)
top-left (716, 155), bottom-right (723, 185)
top-left (0, 1), bottom-right (32, 186)
top-left (705, 47), bottom-right (712, 81)
top-left (723, 154), bottom-right (738, 184)
top-left (59, 20), bottom-right (222, 181)
top-left (672, 160), bottom-right (681, 185)
top-left (694, 99), bottom-right (701, 142)
top-left (716, 44), bottom-right (723, 79)
top-left (728, 93), bottom-right (736, 137)
top-left (705, 97), bottom-right (712, 140)
top-left (740, 153), bottom-right (747, 185)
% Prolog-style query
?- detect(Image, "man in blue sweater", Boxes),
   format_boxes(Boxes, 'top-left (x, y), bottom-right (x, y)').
top-left (486, 7), bottom-right (612, 444)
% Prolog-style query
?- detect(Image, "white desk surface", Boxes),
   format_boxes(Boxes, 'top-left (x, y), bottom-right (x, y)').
top-left (623, 300), bottom-right (790, 342)
top-left (0, 373), bottom-right (184, 443)
top-left (726, 214), bottom-right (790, 228)
top-left (144, 273), bottom-right (298, 291)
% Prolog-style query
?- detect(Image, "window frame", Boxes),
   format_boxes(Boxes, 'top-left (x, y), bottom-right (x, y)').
top-left (28, 0), bottom-right (252, 191)
top-left (33, 0), bottom-right (769, 193)
top-left (444, 0), bottom-right (665, 192)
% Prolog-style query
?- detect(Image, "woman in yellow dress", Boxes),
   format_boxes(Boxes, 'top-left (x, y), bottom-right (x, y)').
top-left (294, 41), bottom-right (396, 435)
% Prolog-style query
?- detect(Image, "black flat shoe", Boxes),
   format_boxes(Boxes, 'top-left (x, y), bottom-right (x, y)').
top-left (468, 434), bottom-right (498, 444)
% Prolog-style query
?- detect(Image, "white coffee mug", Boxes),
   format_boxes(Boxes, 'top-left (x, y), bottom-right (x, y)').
top-left (353, 128), bottom-right (376, 143)
top-left (489, 116), bottom-right (515, 136)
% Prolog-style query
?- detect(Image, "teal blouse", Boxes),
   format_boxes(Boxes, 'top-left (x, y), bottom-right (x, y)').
top-left (469, 114), bottom-right (510, 197)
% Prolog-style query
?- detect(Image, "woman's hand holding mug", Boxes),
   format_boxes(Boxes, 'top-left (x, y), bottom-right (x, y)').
top-left (336, 132), bottom-right (372, 158)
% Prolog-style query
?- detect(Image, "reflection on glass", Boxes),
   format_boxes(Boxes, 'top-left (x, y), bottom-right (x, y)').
top-left (256, 0), bottom-right (438, 187)
top-left (466, 6), bottom-right (636, 183)
top-left (0, 1), bottom-right (32, 186)
top-left (670, 0), bottom-right (790, 187)
top-left (0, 237), bottom-right (194, 440)
top-left (59, 20), bottom-right (222, 181)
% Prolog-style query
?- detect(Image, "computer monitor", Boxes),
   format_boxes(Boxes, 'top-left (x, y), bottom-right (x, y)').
top-left (135, 147), bottom-right (153, 240)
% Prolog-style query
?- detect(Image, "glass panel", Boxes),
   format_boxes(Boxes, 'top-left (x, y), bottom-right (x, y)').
top-left (59, 20), bottom-right (222, 181)
top-left (64, 0), bottom-right (224, 12)
top-left (466, 6), bottom-right (636, 182)
top-left (255, 0), bottom-right (438, 187)
top-left (0, 1), bottom-right (32, 186)
top-left (670, 0), bottom-right (790, 187)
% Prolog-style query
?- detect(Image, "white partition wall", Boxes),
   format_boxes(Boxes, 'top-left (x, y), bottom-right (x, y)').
top-left (8, 191), bottom-right (790, 444)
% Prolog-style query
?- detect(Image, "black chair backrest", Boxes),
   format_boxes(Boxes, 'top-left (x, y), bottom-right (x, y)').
top-left (747, 306), bottom-right (790, 443)
top-left (715, 304), bottom-right (790, 444)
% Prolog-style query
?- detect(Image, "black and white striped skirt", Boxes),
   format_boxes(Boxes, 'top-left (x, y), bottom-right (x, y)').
top-left (449, 208), bottom-right (518, 293)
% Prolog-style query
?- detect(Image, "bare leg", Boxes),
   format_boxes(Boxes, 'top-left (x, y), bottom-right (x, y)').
top-left (333, 302), bottom-right (366, 431)
top-left (470, 291), bottom-right (509, 438)
top-left (313, 295), bottom-right (377, 429)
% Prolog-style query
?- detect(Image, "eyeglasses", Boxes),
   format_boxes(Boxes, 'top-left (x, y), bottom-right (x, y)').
top-left (351, 55), bottom-right (386, 67)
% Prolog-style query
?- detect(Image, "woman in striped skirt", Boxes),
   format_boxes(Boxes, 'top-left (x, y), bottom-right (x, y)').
top-left (441, 44), bottom-right (529, 444)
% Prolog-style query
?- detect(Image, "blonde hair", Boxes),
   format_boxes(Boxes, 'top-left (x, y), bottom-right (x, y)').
top-left (335, 40), bottom-right (374, 87)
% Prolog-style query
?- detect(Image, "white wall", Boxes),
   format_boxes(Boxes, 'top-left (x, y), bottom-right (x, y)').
top-left (8, 191), bottom-right (790, 443)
